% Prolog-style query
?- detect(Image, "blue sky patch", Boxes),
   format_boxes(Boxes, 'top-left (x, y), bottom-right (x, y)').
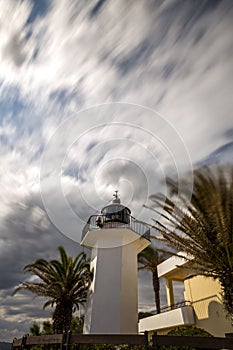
top-left (26, 0), bottom-right (51, 24)
top-left (0, 85), bottom-right (25, 123)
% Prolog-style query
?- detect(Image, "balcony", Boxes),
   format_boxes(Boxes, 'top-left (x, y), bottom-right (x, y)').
top-left (139, 301), bottom-right (195, 333)
top-left (81, 214), bottom-right (150, 249)
top-left (82, 214), bottom-right (150, 241)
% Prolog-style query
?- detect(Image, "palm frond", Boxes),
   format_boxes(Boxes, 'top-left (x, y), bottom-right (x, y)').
top-left (147, 165), bottom-right (233, 316)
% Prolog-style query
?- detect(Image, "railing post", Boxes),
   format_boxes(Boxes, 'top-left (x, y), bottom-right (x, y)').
top-left (20, 335), bottom-right (27, 350)
top-left (65, 330), bottom-right (72, 350)
top-left (11, 338), bottom-right (16, 350)
top-left (152, 332), bottom-right (159, 350)
top-left (61, 332), bottom-right (66, 350)
top-left (144, 331), bottom-right (149, 350)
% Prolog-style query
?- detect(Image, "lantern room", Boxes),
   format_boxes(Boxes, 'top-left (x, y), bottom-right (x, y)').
top-left (100, 191), bottom-right (131, 224)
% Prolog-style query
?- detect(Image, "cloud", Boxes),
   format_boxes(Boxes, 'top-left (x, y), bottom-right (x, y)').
top-left (0, 289), bottom-right (52, 341)
top-left (0, 196), bottom-right (80, 290)
top-left (3, 33), bottom-right (28, 68)
top-left (0, 187), bottom-right (84, 341)
top-left (0, 0), bottom-right (233, 341)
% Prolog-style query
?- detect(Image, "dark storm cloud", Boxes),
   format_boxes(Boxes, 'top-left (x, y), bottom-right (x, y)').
top-left (5, 297), bottom-right (50, 319)
top-left (0, 189), bottom-right (85, 340)
top-left (3, 290), bottom-right (45, 313)
top-left (0, 319), bottom-right (26, 333)
top-left (0, 196), bottom-right (82, 291)
top-left (0, 293), bottom-right (51, 340)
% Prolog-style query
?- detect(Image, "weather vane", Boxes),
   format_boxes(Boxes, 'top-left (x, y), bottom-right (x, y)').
top-left (113, 190), bottom-right (118, 200)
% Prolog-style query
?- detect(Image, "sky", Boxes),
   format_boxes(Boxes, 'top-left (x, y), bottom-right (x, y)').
top-left (0, 0), bottom-right (233, 342)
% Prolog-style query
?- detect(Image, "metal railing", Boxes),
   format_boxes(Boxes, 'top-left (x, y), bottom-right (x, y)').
top-left (82, 214), bottom-right (150, 241)
top-left (148, 300), bottom-right (192, 315)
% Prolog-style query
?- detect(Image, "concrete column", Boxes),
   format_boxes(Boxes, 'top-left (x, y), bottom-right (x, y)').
top-left (166, 279), bottom-right (174, 309)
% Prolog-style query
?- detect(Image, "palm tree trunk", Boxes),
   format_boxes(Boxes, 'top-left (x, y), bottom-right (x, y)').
top-left (152, 269), bottom-right (161, 314)
top-left (53, 301), bottom-right (73, 333)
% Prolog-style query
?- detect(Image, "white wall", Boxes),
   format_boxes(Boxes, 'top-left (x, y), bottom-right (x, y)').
top-left (83, 229), bottom-right (150, 334)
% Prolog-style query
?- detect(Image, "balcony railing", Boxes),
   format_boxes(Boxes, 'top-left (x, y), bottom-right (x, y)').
top-left (139, 301), bottom-right (195, 332)
top-left (156, 300), bottom-right (192, 314)
top-left (143, 301), bottom-right (192, 316)
top-left (82, 214), bottom-right (150, 241)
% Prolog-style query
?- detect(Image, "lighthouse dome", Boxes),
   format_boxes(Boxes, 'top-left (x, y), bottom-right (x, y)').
top-left (100, 192), bottom-right (131, 224)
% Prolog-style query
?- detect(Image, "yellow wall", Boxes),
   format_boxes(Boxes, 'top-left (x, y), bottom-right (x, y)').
top-left (184, 276), bottom-right (233, 337)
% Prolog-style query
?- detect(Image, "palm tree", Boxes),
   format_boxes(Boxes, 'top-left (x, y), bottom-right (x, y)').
top-left (13, 246), bottom-right (90, 333)
top-left (138, 246), bottom-right (168, 314)
top-left (148, 166), bottom-right (233, 316)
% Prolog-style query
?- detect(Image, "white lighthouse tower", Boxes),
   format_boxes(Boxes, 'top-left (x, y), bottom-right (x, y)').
top-left (81, 192), bottom-right (150, 334)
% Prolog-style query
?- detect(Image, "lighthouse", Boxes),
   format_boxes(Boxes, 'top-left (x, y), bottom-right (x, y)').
top-left (80, 192), bottom-right (150, 334)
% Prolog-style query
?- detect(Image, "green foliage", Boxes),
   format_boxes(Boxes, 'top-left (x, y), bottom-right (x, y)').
top-left (29, 321), bottom-right (52, 350)
top-left (76, 345), bottom-right (116, 350)
top-left (14, 246), bottom-right (90, 333)
top-left (167, 326), bottom-right (212, 337)
top-left (30, 322), bottom-right (41, 336)
top-left (77, 344), bottom-right (144, 350)
top-left (161, 326), bottom-right (212, 350)
top-left (30, 316), bottom-right (83, 336)
top-left (149, 166), bottom-right (233, 316)
top-left (29, 317), bottom-right (83, 350)
top-left (119, 346), bottom-right (145, 350)
top-left (70, 314), bottom-right (84, 334)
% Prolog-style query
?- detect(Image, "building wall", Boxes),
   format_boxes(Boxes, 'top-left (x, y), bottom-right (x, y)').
top-left (184, 276), bottom-right (233, 337)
